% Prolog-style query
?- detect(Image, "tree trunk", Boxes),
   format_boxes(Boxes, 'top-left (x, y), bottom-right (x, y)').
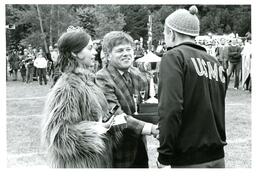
top-left (57, 5), bottom-right (60, 39)
top-left (36, 4), bottom-right (48, 53)
top-left (49, 5), bottom-right (54, 47)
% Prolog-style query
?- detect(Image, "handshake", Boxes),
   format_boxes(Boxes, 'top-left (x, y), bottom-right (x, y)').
top-left (101, 113), bottom-right (159, 138)
top-left (101, 113), bottom-right (127, 133)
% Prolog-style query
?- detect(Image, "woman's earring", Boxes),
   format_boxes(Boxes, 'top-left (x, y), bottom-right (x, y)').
top-left (71, 52), bottom-right (77, 58)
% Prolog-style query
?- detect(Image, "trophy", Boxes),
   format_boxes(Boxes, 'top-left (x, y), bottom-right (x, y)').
top-left (133, 94), bottom-right (139, 115)
top-left (140, 90), bottom-right (146, 103)
top-left (145, 77), bottom-right (158, 104)
top-left (133, 76), bottom-right (159, 124)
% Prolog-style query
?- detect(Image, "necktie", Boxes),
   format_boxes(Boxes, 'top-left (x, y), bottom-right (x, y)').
top-left (123, 71), bottom-right (133, 94)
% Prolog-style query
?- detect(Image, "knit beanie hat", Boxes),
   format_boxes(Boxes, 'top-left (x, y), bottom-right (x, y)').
top-left (165, 6), bottom-right (200, 36)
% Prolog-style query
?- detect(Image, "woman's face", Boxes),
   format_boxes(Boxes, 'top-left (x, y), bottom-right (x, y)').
top-left (76, 39), bottom-right (95, 67)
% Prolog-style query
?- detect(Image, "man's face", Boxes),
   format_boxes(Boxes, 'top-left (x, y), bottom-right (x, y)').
top-left (220, 38), bottom-right (225, 45)
top-left (164, 25), bottom-right (174, 48)
top-left (49, 46), bottom-right (53, 52)
top-left (108, 43), bottom-right (134, 71)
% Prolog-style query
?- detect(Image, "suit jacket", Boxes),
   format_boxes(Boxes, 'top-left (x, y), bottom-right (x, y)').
top-left (96, 64), bottom-right (149, 167)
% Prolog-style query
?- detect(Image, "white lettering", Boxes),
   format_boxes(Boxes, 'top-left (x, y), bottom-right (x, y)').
top-left (191, 57), bottom-right (204, 76)
top-left (201, 59), bottom-right (208, 78)
top-left (191, 57), bottom-right (225, 83)
top-left (207, 62), bottom-right (218, 81)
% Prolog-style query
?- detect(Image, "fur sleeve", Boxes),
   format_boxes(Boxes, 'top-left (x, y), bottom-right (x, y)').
top-left (41, 74), bottom-right (111, 168)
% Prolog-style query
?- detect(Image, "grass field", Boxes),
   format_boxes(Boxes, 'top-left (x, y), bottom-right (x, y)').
top-left (6, 76), bottom-right (251, 168)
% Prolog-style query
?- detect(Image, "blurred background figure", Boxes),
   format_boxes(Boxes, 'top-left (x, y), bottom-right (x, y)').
top-left (19, 60), bottom-right (26, 82)
top-left (227, 38), bottom-right (242, 89)
top-left (8, 49), bottom-right (20, 81)
top-left (25, 53), bottom-right (35, 83)
top-left (241, 32), bottom-right (251, 92)
top-left (215, 38), bottom-right (229, 70)
top-left (155, 41), bottom-right (167, 57)
top-left (134, 40), bottom-right (144, 61)
top-left (34, 52), bottom-right (48, 85)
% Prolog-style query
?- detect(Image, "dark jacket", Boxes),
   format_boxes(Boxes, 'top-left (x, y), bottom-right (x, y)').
top-left (9, 53), bottom-right (20, 70)
top-left (228, 45), bottom-right (242, 64)
top-left (157, 42), bottom-right (227, 166)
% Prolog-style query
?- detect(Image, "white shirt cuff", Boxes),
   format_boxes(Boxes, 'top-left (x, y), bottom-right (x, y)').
top-left (141, 123), bottom-right (153, 135)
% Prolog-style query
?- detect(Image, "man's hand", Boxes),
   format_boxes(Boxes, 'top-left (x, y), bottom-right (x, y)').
top-left (151, 124), bottom-right (159, 139)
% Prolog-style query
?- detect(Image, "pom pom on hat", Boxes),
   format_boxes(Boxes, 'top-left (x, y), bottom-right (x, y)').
top-left (165, 5), bottom-right (200, 36)
top-left (189, 5), bottom-right (198, 15)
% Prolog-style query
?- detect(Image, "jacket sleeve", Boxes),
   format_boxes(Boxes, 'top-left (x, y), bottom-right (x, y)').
top-left (96, 72), bottom-right (145, 135)
top-left (157, 52), bottom-right (184, 165)
top-left (41, 78), bottom-right (108, 167)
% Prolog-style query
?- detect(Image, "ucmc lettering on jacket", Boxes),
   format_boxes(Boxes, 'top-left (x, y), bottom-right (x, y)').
top-left (191, 57), bottom-right (226, 83)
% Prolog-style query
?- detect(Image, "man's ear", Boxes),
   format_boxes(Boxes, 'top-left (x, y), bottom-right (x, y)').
top-left (170, 29), bottom-right (175, 42)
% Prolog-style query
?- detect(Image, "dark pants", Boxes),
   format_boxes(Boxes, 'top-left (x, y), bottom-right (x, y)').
top-left (12, 69), bottom-right (18, 81)
top-left (37, 68), bottom-right (47, 85)
top-left (21, 73), bottom-right (26, 82)
top-left (218, 60), bottom-right (228, 70)
top-left (172, 158), bottom-right (225, 168)
top-left (227, 61), bottom-right (241, 89)
top-left (26, 66), bottom-right (34, 83)
top-left (244, 74), bottom-right (251, 91)
top-left (130, 138), bottom-right (149, 168)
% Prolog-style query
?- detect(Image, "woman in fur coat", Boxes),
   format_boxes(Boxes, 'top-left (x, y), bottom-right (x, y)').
top-left (41, 28), bottom-right (121, 168)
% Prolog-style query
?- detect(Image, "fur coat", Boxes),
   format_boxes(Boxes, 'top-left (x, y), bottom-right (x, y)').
top-left (41, 69), bottom-right (119, 168)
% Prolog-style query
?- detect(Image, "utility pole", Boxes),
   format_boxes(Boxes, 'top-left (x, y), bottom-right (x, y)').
top-left (49, 5), bottom-right (54, 47)
top-left (147, 13), bottom-right (152, 53)
top-left (36, 4), bottom-right (49, 53)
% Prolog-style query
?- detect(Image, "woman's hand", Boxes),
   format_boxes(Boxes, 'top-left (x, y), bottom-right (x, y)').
top-left (95, 115), bottom-right (115, 134)
top-left (101, 115), bottom-right (115, 130)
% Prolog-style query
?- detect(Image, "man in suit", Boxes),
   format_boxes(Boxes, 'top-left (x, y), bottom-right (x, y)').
top-left (96, 31), bottom-right (159, 168)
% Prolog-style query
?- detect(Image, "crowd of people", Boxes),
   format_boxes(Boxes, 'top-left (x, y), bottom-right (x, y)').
top-left (6, 44), bottom-right (55, 85)
top-left (7, 28), bottom-right (250, 92)
top-left (197, 34), bottom-right (252, 91)
top-left (6, 39), bottom-right (107, 85)
top-left (7, 5), bottom-right (251, 168)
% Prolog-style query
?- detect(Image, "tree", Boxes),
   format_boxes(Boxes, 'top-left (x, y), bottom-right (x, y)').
top-left (6, 4), bottom-right (78, 51)
top-left (6, 4), bottom-right (32, 50)
top-left (94, 5), bottom-right (126, 38)
top-left (198, 5), bottom-right (251, 36)
top-left (120, 5), bottom-right (149, 42)
top-left (36, 4), bottom-right (49, 53)
top-left (75, 6), bottom-right (98, 38)
top-left (6, 4), bottom-right (251, 53)
top-left (151, 5), bottom-right (177, 46)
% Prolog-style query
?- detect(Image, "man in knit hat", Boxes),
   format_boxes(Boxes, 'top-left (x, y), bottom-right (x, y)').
top-left (156, 6), bottom-right (227, 168)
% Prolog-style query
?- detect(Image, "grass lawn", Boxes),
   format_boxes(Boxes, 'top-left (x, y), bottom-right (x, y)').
top-left (6, 76), bottom-right (251, 168)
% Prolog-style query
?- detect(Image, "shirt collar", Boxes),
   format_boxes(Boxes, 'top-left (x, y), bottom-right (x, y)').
top-left (117, 68), bottom-right (131, 76)
top-left (167, 42), bottom-right (207, 52)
